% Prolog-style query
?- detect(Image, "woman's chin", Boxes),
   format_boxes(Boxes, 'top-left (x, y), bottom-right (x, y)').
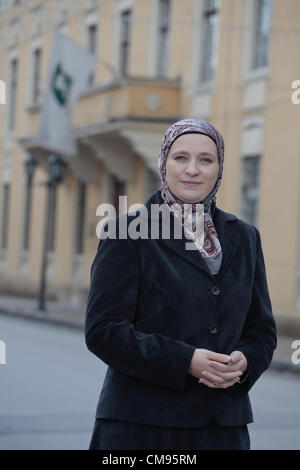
top-left (177, 190), bottom-right (206, 204)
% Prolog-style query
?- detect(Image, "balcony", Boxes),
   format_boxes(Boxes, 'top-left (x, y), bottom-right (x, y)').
top-left (20, 76), bottom-right (181, 182)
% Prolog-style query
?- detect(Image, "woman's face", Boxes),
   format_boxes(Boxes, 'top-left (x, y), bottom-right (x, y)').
top-left (165, 133), bottom-right (220, 203)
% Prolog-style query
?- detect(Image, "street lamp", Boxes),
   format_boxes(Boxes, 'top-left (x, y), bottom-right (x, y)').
top-left (24, 154), bottom-right (68, 312)
top-left (38, 154), bottom-right (68, 312)
top-left (24, 154), bottom-right (38, 185)
top-left (48, 154), bottom-right (68, 185)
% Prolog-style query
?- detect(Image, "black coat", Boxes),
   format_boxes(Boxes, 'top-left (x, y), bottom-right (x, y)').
top-left (85, 190), bottom-right (277, 427)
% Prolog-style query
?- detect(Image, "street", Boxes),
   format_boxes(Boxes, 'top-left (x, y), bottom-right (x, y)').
top-left (0, 313), bottom-right (299, 450)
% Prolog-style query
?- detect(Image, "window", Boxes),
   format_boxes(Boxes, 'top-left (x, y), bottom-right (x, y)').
top-left (47, 186), bottom-right (57, 252)
top-left (157, 0), bottom-right (170, 77)
top-left (9, 18), bottom-right (19, 46)
top-left (119, 9), bottom-right (131, 77)
top-left (112, 175), bottom-right (126, 215)
top-left (0, 184), bottom-right (10, 250)
top-left (200, 0), bottom-right (220, 83)
top-left (22, 182), bottom-right (33, 251)
top-left (87, 23), bottom-right (97, 84)
top-left (145, 168), bottom-right (159, 198)
top-left (252, 0), bottom-right (271, 69)
top-left (0, 1), bottom-right (11, 15)
top-left (8, 58), bottom-right (18, 132)
top-left (32, 48), bottom-right (42, 104)
top-left (31, 6), bottom-right (42, 37)
top-left (240, 155), bottom-right (261, 226)
top-left (88, 23), bottom-right (97, 54)
top-left (57, 0), bottom-right (69, 26)
top-left (74, 180), bottom-right (86, 255)
top-left (85, 0), bottom-right (98, 10)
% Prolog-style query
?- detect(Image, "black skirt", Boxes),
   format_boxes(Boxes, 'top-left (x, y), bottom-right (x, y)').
top-left (88, 418), bottom-right (250, 450)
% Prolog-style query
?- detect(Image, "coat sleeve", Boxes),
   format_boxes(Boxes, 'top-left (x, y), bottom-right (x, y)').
top-left (230, 227), bottom-right (277, 394)
top-left (85, 235), bottom-right (196, 392)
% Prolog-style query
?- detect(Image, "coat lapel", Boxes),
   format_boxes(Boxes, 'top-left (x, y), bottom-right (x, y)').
top-left (143, 191), bottom-right (240, 281)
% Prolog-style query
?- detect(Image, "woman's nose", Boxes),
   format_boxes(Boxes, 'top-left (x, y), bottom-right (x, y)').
top-left (185, 160), bottom-right (200, 175)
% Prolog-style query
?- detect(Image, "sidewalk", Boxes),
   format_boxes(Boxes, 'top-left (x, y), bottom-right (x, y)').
top-left (0, 293), bottom-right (299, 376)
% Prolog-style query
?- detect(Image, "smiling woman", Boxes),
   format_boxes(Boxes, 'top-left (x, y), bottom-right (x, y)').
top-left (85, 118), bottom-right (277, 451)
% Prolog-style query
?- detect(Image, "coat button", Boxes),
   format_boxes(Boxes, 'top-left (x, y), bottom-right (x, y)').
top-left (211, 286), bottom-right (220, 295)
top-left (209, 325), bottom-right (219, 335)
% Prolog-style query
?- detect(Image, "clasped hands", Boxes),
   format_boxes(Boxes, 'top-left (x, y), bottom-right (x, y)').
top-left (188, 348), bottom-right (248, 389)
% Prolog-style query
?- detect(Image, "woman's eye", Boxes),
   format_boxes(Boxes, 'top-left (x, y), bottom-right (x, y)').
top-left (175, 156), bottom-right (186, 160)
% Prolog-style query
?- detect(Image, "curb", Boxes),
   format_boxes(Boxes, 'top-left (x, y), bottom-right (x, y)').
top-left (269, 358), bottom-right (300, 376)
top-left (1, 308), bottom-right (300, 376)
top-left (0, 307), bottom-right (84, 331)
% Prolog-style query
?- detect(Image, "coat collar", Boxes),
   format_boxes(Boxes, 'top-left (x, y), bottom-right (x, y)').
top-left (142, 190), bottom-right (240, 281)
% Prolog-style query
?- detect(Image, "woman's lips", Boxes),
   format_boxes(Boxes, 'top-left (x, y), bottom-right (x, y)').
top-left (181, 181), bottom-right (202, 186)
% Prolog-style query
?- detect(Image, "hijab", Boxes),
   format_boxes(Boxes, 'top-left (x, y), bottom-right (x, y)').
top-left (157, 118), bottom-right (224, 268)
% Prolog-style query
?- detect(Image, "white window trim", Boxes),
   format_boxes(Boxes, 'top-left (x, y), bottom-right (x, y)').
top-left (83, 11), bottom-right (99, 52)
top-left (8, 16), bottom-right (20, 48)
top-left (84, 0), bottom-right (99, 12)
top-left (238, 116), bottom-right (264, 226)
top-left (240, 116), bottom-right (264, 156)
top-left (30, 4), bottom-right (43, 38)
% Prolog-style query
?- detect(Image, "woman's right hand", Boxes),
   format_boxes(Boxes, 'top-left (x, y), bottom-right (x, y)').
top-left (188, 348), bottom-right (243, 389)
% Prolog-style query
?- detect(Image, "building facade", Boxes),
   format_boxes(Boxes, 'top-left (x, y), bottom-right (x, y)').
top-left (0, 0), bottom-right (299, 327)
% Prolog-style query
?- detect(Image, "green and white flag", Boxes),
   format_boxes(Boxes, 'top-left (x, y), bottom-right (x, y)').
top-left (37, 30), bottom-right (96, 156)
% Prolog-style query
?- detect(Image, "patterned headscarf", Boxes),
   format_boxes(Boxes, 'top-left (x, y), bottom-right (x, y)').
top-left (158, 118), bottom-right (224, 259)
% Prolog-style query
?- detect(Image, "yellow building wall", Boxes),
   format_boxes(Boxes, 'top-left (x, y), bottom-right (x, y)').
top-left (0, 0), bottom-right (299, 323)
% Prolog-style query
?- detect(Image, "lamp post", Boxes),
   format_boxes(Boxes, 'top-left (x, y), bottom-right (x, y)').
top-left (24, 154), bottom-right (37, 185)
top-left (38, 154), bottom-right (68, 312)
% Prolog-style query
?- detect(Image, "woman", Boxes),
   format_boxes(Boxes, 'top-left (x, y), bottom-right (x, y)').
top-left (85, 118), bottom-right (277, 450)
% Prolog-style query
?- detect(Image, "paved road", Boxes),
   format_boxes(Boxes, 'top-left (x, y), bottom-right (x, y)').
top-left (0, 313), bottom-right (299, 450)
top-left (0, 313), bottom-right (102, 450)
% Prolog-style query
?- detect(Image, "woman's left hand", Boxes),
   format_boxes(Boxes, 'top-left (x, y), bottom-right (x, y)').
top-left (228, 350), bottom-right (248, 373)
top-left (198, 350), bottom-right (248, 389)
